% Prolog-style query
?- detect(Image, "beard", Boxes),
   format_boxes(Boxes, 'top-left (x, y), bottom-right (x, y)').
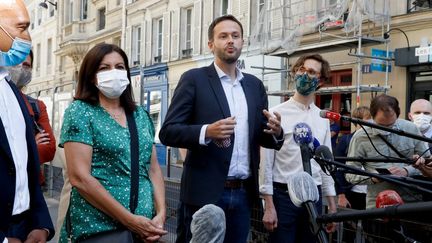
top-left (214, 46), bottom-right (241, 64)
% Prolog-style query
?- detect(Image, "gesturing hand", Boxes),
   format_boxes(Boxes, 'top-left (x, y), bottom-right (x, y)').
top-left (24, 229), bottom-right (48, 243)
top-left (263, 110), bottom-right (282, 137)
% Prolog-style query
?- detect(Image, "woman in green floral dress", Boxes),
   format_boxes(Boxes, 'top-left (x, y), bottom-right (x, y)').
top-left (59, 44), bottom-right (167, 242)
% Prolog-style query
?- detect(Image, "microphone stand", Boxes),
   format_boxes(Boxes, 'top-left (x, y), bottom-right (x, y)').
top-left (313, 156), bottom-right (432, 195)
top-left (316, 201), bottom-right (432, 223)
top-left (334, 156), bottom-right (414, 164)
top-left (340, 117), bottom-right (432, 144)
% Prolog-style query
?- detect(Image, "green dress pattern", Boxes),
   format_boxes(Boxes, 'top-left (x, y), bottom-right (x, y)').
top-left (59, 100), bottom-right (155, 242)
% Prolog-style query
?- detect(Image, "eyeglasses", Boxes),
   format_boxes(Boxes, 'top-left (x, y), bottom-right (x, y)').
top-left (297, 66), bottom-right (320, 78)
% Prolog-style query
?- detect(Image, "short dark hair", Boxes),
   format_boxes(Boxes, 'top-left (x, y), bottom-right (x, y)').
top-left (75, 43), bottom-right (136, 114)
top-left (291, 53), bottom-right (331, 82)
top-left (208, 15), bottom-right (243, 41)
top-left (370, 94), bottom-right (400, 118)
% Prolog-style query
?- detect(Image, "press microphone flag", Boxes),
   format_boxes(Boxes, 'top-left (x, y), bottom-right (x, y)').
top-left (293, 123), bottom-right (314, 175)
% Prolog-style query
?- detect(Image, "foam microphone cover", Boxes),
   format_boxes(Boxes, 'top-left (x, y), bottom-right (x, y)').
top-left (376, 190), bottom-right (404, 208)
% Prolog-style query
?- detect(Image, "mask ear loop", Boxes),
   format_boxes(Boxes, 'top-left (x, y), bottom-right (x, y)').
top-left (0, 24), bottom-right (15, 40)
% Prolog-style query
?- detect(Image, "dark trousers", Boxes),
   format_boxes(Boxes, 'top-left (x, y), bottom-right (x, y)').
top-left (176, 187), bottom-right (251, 243)
top-left (269, 186), bottom-right (323, 243)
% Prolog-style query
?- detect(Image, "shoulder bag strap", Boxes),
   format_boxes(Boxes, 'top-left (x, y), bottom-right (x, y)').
top-left (126, 111), bottom-right (139, 214)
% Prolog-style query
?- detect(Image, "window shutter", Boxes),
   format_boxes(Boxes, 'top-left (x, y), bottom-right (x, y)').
top-left (145, 20), bottom-right (152, 65)
top-left (171, 9), bottom-right (180, 60)
top-left (202, 0), bottom-right (212, 55)
top-left (162, 12), bottom-right (170, 62)
top-left (192, 0), bottom-right (202, 56)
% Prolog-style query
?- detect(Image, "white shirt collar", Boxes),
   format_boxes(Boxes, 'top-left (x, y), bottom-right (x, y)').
top-left (214, 62), bottom-right (244, 84)
top-left (0, 67), bottom-right (10, 83)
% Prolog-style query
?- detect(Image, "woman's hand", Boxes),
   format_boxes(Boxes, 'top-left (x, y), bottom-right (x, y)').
top-left (127, 214), bottom-right (167, 242)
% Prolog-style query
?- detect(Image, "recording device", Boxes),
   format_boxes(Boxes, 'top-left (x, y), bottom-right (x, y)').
top-left (293, 123), bottom-right (316, 175)
top-left (319, 110), bottom-right (432, 144)
top-left (376, 168), bottom-right (392, 175)
top-left (287, 172), bottom-right (328, 243)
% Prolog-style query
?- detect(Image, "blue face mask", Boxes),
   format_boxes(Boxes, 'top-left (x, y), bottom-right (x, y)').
top-left (0, 24), bottom-right (32, 67)
top-left (294, 73), bottom-right (319, 96)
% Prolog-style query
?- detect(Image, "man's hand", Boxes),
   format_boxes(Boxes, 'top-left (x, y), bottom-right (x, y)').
top-left (262, 196), bottom-right (278, 232)
top-left (35, 131), bottom-right (50, 145)
top-left (206, 117), bottom-right (236, 140)
top-left (337, 194), bottom-right (351, 208)
top-left (24, 229), bottom-right (48, 243)
top-left (263, 110), bottom-right (282, 137)
top-left (388, 166), bottom-right (408, 177)
top-left (413, 155), bottom-right (432, 178)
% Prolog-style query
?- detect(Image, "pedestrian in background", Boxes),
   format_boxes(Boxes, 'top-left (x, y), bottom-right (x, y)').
top-left (8, 50), bottom-right (56, 186)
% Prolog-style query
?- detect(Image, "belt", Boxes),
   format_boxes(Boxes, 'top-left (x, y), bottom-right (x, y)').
top-left (224, 179), bottom-right (247, 189)
top-left (273, 182), bottom-right (288, 191)
top-left (10, 210), bottom-right (29, 224)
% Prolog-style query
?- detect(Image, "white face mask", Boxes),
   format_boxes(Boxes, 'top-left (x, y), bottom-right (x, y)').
top-left (412, 113), bottom-right (432, 132)
top-left (96, 69), bottom-right (130, 99)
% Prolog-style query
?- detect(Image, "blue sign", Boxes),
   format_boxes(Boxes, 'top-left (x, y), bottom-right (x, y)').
top-left (371, 49), bottom-right (394, 72)
top-left (293, 123), bottom-right (313, 145)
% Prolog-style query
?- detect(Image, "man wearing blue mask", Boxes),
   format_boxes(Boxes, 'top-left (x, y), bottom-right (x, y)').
top-left (346, 94), bottom-right (429, 208)
top-left (261, 54), bottom-right (337, 242)
top-left (0, 0), bottom-right (54, 243)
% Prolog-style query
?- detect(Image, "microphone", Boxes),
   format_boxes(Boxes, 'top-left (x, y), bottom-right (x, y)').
top-left (376, 190), bottom-right (404, 209)
top-left (287, 172), bottom-right (328, 243)
top-left (293, 123), bottom-right (314, 175)
top-left (319, 110), bottom-right (432, 144)
top-left (314, 145), bottom-right (335, 173)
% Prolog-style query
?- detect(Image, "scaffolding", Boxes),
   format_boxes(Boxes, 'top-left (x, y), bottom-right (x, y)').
top-left (249, 0), bottom-right (393, 107)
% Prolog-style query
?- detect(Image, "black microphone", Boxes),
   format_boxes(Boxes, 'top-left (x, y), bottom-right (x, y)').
top-left (319, 110), bottom-right (432, 144)
top-left (314, 145), bottom-right (335, 173)
top-left (293, 123), bottom-right (314, 175)
top-left (287, 172), bottom-right (328, 243)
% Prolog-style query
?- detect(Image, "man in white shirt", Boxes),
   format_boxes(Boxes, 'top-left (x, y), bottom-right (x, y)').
top-left (260, 54), bottom-right (337, 242)
top-left (0, 1), bottom-right (54, 242)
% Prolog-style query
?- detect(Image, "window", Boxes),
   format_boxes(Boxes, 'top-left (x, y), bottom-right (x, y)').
top-left (181, 7), bottom-right (193, 58)
top-left (131, 25), bottom-right (141, 65)
top-left (80, 0), bottom-right (88, 20)
top-left (250, 0), bottom-right (266, 39)
top-left (153, 18), bottom-right (163, 63)
top-left (36, 43), bottom-right (41, 73)
top-left (30, 11), bottom-right (34, 30)
top-left (37, 8), bottom-right (42, 26)
top-left (213, 0), bottom-right (230, 17)
top-left (49, 3), bottom-right (55, 17)
top-left (47, 38), bottom-right (52, 66)
top-left (65, 0), bottom-right (73, 25)
top-left (97, 8), bottom-right (106, 31)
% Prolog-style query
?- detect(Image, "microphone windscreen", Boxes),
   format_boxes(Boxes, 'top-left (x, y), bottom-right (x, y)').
top-left (293, 122), bottom-right (313, 145)
top-left (319, 110), bottom-right (328, 119)
top-left (286, 171), bottom-right (319, 207)
top-left (315, 145), bottom-right (334, 161)
top-left (376, 190), bottom-right (404, 208)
